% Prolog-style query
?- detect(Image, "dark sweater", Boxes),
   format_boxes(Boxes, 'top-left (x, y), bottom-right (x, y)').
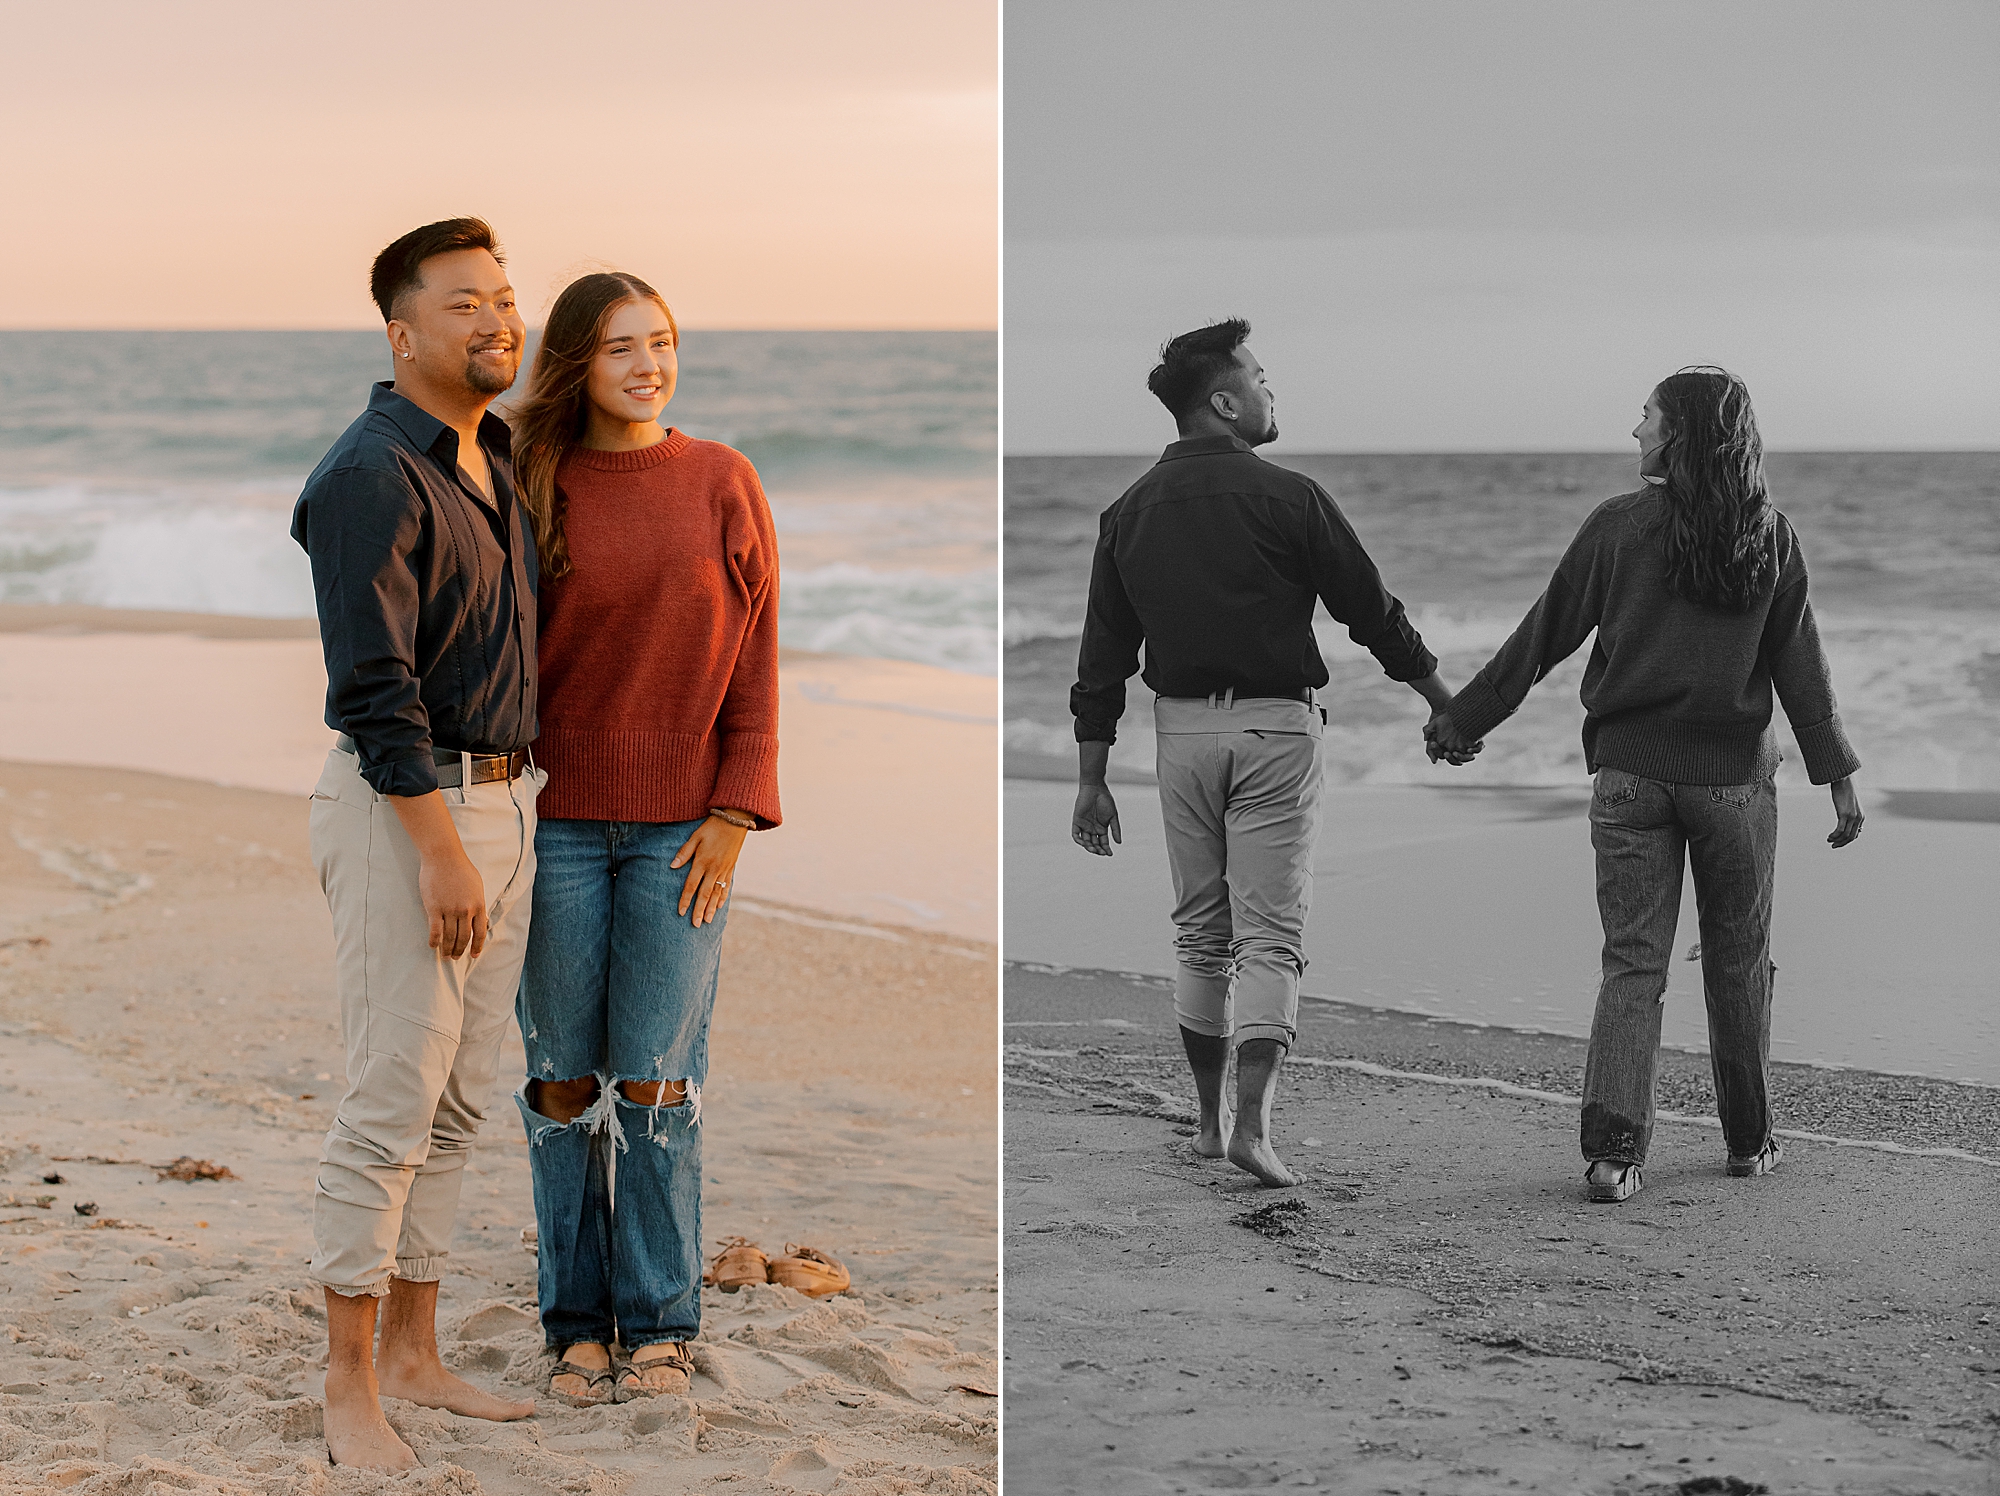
top-left (1445, 490), bottom-right (1859, 786)
top-left (1071, 435), bottom-right (1436, 743)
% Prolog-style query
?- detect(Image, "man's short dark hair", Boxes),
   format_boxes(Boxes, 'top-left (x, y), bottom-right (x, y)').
top-left (1146, 318), bottom-right (1251, 422)
top-left (370, 217), bottom-right (504, 323)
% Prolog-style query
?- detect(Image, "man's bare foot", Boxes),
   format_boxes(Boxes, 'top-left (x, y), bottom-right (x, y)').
top-left (1193, 1107), bottom-right (1233, 1158)
top-left (1227, 1132), bottom-right (1299, 1188)
top-left (324, 1388), bottom-right (418, 1472)
top-left (377, 1357), bottom-right (535, 1422)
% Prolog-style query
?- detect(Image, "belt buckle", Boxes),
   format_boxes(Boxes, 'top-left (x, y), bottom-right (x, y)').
top-left (468, 754), bottom-right (506, 786)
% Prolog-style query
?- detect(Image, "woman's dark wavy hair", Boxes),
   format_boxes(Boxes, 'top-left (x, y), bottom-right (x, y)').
top-left (1652, 365), bottom-right (1776, 612)
top-left (507, 271), bottom-right (677, 580)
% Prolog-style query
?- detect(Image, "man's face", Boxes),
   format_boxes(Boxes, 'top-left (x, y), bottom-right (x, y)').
top-left (389, 248), bottom-right (525, 398)
top-left (1215, 345), bottom-right (1277, 445)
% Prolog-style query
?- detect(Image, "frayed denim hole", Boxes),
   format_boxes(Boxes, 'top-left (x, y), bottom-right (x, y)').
top-left (516, 1075), bottom-right (618, 1149)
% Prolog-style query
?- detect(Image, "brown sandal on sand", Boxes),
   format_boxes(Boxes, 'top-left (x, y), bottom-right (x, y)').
top-left (767, 1243), bottom-right (851, 1297)
top-left (705, 1235), bottom-right (770, 1292)
top-left (549, 1351), bottom-right (617, 1407)
top-left (615, 1340), bottom-right (694, 1400)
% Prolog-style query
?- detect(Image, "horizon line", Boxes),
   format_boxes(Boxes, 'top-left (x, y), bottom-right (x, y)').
top-left (1005, 446), bottom-right (2000, 458)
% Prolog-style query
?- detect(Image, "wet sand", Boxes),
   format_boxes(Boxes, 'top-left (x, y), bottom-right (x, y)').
top-left (1004, 964), bottom-right (2000, 1495)
top-left (1004, 777), bottom-right (2000, 1086)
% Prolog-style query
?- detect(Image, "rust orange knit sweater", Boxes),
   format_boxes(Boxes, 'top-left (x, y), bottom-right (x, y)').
top-left (532, 429), bottom-right (782, 826)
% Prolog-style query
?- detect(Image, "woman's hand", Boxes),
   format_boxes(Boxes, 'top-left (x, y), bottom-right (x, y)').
top-left (1827, 777), bottom-right (1864, 849)
top-left (671, 811), bottom-right (751, 925)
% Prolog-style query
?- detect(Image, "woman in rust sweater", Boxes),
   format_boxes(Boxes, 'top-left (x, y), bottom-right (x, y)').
top-left (508, 273), bottom-right (780, 1404)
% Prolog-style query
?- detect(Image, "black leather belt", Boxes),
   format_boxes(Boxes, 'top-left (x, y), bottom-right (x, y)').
top-left (334, 734), bottom-right (530, 788)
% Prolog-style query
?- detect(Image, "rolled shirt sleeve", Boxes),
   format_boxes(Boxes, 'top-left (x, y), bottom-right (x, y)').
top-left (294, 464), bottom-right (440, 797)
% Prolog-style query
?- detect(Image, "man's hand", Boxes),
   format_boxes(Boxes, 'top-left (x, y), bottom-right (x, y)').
top-left (1424, 710), bottom-right (1482, 766)
top-left (1827, 776), bottom-right (1864, 848)
top-left (387, 790), bottom-right (488, 959)
top-left (419, 849), bottom-right (490, 958)
top-left (1073, 784), bottom-right (1122, 857)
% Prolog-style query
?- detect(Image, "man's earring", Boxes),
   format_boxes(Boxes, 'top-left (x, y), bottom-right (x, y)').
top-left (402, 352), bottom-right (413, 360)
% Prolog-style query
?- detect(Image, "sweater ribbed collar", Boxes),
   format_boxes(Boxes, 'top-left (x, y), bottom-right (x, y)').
top-left (564, 426), bottom-right (694, 472)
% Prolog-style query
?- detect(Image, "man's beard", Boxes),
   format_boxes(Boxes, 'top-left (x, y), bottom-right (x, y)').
top-left (464, 347), bottom-right (520, 395)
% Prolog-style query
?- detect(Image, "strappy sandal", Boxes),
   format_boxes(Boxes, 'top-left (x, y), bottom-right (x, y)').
top-left (1585, 1159), bottom-right (1643, 1203)
top-left (615, 1340), bottom-right (693, 1400)
top-left (767, 1243), bottom-right (851, 1297)
top-left (704, 1235), bottom-right (769, 1293)
top-left (548, 1352), bottom-right (616, 1407)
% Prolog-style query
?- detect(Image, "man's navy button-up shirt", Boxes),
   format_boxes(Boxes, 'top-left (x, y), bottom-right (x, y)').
top-left (1071, 435), bottom-right (1435, 744)
top-left (291, 382), bottom-right (538, 797)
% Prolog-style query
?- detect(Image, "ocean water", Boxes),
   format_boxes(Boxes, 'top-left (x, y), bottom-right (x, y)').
top-left (1007, 451), bottom-right (2000, 789)
top-left (0, 330), bottom-right (996, 676)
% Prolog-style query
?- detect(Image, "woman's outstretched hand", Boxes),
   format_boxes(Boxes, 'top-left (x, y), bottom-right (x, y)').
top-left (1424, 709), bottom-right (1483, 766)
top-left (1827, 776), bottom-right (1864, 848)
top-left (671, 812), bottom-right (751, 924)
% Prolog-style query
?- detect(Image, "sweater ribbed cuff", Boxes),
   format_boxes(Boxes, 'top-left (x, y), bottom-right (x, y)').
top-left (1444, 675), bottom-right (1513, 743)
top-left (1790, 714), bottom-right (1861, 786)
top-left (711, 733), bottom-right (783, 828)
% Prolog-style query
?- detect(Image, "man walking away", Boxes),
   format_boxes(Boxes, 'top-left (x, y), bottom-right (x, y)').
top-left (291, 217), bottom-right (544, 1470)
top-left (1069, 318), bottom-right (1472, 1188)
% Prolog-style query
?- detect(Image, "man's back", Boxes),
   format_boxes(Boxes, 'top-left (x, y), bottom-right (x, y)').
top-left (1071, 435), bottom-right (1434, 742)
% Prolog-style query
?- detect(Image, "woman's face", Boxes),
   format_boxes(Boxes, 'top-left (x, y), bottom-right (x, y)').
top-left (586, 298), bottom-right (678, 428)
top-left (1634, 391), bottom-right (1669, 480)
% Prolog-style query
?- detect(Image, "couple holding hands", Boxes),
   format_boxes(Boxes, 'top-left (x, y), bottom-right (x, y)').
top-left (1069, 318), bottom-right (1863, 1198)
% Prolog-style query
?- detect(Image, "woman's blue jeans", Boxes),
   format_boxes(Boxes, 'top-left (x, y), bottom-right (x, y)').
top-left (514, 817), bottom-right (725, 1350)
top-left (1581, 769), bottom-right (1778, 1166)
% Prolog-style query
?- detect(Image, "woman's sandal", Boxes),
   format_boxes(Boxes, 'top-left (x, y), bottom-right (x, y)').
top-left (1585, 1159), bottom-right (1643, 1203)
top-left (705, 1235), bottom-right (770, 1293)
top-left (767, 1243), bottom-right (851, 1297)
top-left (615, 1340), bottom-right (694, 1400)
top-left (549, 1351), bottom-right (617, 1407)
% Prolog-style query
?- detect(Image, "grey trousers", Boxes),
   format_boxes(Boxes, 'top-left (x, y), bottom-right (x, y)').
top-left (1155, 694), bottom-right (1325, 1049)
top-left (307, 747), bottom-right (545, 1296)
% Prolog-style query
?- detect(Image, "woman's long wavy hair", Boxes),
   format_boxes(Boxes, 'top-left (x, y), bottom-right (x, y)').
top-left (508, 272), bottom-right (677, 581)
top-left (1650, 365), bottom-right (1776, 612)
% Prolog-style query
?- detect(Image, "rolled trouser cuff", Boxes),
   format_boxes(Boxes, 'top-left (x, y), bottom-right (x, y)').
top-left (1173, 966), bottom-right (1232, 1037)
top-left (1233, 1021), bottom-right (1294, 1050)
top-left (394, 1255), bottom-right (447, 1284)
top-left (315, 1276), bottom-right (394, 1299)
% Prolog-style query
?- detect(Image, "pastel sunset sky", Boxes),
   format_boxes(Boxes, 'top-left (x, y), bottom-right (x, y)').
top-left (0, 0), bottom-right (996, 329)
top-left (1006, 0), bottom-right (1998, 451)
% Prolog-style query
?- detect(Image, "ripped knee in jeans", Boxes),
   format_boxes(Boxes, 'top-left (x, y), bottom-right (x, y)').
top-left (612, 1073), bottom-right (704, 1141)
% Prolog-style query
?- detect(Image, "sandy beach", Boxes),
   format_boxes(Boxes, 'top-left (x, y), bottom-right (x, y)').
top-left (1002, 771), bottom-right (2000, 1492)
top-left (1004, 964), bottom-right (2000, 1495)
top-left (0, 610), bottom-right (997, 1494)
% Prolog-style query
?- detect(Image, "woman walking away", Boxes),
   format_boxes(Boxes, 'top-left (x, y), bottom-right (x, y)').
top-left (508, 273), bottom-right (781, 1402)
top-left (1428, 366), bottom-right (1862, 1204)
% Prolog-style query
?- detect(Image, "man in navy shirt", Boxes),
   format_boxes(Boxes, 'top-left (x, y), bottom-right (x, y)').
top-left (291, 218), bottom-right (543, 1470)
top-left (1071, 319), bottom-right (1472, 1188)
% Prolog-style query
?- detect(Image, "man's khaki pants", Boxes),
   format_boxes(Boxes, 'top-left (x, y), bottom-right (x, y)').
top-left (307, 746), bottom-right (544, 1296)
top-left (1155, 694), bottom-right (1324, 1050)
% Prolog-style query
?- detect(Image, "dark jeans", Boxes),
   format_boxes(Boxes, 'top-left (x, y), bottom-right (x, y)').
top-left (514, 817), bottom-right (726, 1350)
top-left (1581, 768), bottom-right (1778, 1165)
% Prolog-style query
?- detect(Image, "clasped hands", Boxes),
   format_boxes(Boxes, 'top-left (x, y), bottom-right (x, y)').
top-left (1424, 709), bottom-right (1483, 767)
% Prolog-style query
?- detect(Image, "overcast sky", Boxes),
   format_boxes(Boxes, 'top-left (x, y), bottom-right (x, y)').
top-left (1005, 0), bottom-right (1999, 451)
top-left (0, 0), bottom-right (995, 329)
